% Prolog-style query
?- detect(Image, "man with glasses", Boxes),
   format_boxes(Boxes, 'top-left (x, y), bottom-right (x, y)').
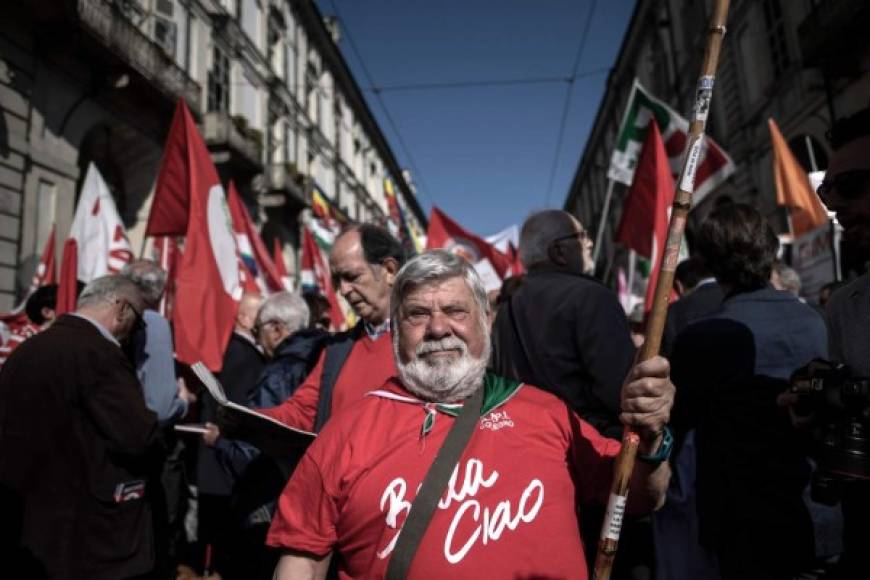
top-left (257, 224), bottom-right (405, 433)
top-left (0, 275), bottom-right (159, 579)
top-left (122, 260), bottom-right (195, 423)
top-left (491, 209), bottom-right (634, 437)
top-left (490, 209), bottom-right (641, 578)
top-left (811, 106), bottom-right (870, 578)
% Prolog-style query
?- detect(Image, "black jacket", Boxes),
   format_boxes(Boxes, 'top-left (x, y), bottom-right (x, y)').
top-left (670, 287), bottom-right (827, 572)
top-left (661, 280), bottom-right (725, 356)
top-left (196, 332), bottom-right (265, 496)
top-left (0, 315), bottom-right (159, 580)
top-left (490, 267), bottom-right (635, 437)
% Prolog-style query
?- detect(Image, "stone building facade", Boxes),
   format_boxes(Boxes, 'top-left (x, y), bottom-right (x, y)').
top-left (0, 0), bottom-right (425, 310)
top-left (564, 0), bottom-right (870, 281)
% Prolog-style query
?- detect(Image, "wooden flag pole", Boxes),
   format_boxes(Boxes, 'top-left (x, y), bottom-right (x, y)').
top-left (591, 1), bottom-right (730, 578)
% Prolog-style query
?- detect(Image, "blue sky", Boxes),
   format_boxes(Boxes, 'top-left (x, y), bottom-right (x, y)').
top-left (317, 0), bottom-right (635, 237)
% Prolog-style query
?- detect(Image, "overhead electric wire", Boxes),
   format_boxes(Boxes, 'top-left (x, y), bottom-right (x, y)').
top-left (543, 0), bottom-right (598, 207)
top-left (326, 0), bottom-right (437, 207)
top-left (364, 68), bottom-right (611, 93)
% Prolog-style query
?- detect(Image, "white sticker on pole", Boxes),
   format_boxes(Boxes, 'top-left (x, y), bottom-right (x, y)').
top-left (603, 492), bottom-right (627, 541)
top-left (693, 76), bottom-right (715, 122)
top-left (679, 137), bottom-right (704, 193)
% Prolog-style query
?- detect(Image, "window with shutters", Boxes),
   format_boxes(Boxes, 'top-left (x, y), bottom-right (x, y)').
top-left (762, 0), bottom-right (790, 78)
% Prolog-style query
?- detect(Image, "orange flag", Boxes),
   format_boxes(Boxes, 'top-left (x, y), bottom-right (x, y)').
top-left (769, 118), bottom-right (828, 237)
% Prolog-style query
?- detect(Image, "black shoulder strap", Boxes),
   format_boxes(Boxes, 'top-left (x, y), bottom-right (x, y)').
top-left (313, 325), bottom-right (361, 433)
top-left (385, 385), bottom-right (484, 579)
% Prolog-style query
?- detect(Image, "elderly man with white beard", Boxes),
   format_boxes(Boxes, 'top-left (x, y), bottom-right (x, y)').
top-left (266, 250), bottom-right (674, 580)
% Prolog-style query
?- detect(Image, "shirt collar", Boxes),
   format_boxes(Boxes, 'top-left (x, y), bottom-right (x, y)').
top-left (364, 318), bottom-right (391, 340)
top-left (70, 313), bottom-right (120, 347)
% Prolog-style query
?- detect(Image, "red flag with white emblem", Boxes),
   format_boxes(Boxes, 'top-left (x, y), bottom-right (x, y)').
top-left (426, 207), bottom-right (511, 291)
top-left (153, 100), bottom-right (243, 371)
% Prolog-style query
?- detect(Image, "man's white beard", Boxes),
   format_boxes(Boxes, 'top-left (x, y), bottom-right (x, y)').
top-left (396, 335), bottom-right (489, 403)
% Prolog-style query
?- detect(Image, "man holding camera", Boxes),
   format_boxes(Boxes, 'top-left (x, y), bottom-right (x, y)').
top-left (815, 105), bottom-right (870, 578)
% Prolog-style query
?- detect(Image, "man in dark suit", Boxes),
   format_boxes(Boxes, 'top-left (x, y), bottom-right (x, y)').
top-left (489, 210), bottom-right (642, 580)
top-left (0, 275), bottom-right (159, 580)
top-left (814, 105), bottom-right (870, 579)
top-left (196, 292), bottom-right (265, 579)
top-left (670, 204), bottom-right (827, 579)
top-left (661, 257), bottom-right (724, 356)
top-left (490, 209), bottom-right (635, 437)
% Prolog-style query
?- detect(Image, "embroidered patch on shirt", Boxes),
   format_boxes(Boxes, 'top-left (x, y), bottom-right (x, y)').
top-left (479, 409), bottom-right (515, 431)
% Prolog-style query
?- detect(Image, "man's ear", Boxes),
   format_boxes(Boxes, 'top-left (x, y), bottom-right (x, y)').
top-left (381, 257), bottom-right (400, 285)
top-left (546, 242), bottom-right (567, 267)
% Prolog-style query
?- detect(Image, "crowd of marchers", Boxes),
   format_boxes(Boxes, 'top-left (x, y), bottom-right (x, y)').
top-left (1, 107), bottom-right (869, 580)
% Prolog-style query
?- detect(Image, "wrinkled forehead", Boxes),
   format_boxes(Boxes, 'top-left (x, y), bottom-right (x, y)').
top-left (400, 276), bottom-right (475, 308)
top-left (827, 134), bottom-right (870, 176)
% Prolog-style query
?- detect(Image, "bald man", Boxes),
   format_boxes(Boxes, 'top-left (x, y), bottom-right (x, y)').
top-left (490, 210), bottom-right (644, 578)
top-left (491, 210), bottom-right (634, 436)
top-left (196, 292), bottom-right (266, 577)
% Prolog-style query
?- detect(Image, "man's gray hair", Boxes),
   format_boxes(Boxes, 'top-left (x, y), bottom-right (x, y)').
top-left (258, 291), bottom-right (310, 334)
top-left (390, 250), bottom-right (490, 329)
top-left (77, 275), bottom-right (142, 309)
top-left (519, 209), bottom-right (579, 267)
top-left (774, 262), bottom-right (802, 296)
top-left (120, 260), bottom-right (167, 306)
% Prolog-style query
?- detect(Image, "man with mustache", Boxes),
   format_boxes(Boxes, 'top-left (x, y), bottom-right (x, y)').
top-left (256, 224), bottom-right (405, 432)
top-left (267, 250), bottom-right (674, 579)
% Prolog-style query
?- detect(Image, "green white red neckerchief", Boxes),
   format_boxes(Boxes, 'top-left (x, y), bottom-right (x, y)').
top-left (366, 372), bottom-right (524, 438)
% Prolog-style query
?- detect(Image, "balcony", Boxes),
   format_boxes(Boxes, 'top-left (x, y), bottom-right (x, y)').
top-left (202, 112), bottom-right (263, 172)
top-left (261, 163), bottom-right (308, 209)
top-left (798, 0), bottom-right (870, 75)
top-left (76, 0), bottom-right (200, 112)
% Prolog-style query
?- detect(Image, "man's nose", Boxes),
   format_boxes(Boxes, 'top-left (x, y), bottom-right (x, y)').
top-left (425, 311), bottom-right (452, 339)
top-left (338, 279), bottom-right (354, 296)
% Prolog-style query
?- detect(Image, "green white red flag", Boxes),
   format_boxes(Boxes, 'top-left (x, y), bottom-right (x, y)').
top-left (608, 79), bottom-right (735, 205)
top-left (300, 226), bottom-right (345, 330)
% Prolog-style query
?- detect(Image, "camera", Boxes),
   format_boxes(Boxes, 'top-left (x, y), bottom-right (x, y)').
top-left (789, 359), bottom-right (870, 504)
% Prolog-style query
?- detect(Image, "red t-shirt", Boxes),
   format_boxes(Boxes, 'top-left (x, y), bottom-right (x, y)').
top-left (258, 332), bottom-right (396, 432)
top-left (267, 377), bottom-right (620, 579)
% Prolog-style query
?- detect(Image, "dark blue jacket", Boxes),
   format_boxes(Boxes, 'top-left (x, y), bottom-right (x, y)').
top-left (249, 329), bottom-right (331, 409)
top-left (670, 286), bottom-right (827, 574)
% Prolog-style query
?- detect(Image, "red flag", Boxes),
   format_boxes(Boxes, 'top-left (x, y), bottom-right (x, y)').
top-left (145, 100), bottom-right (197, 237)
top-left (272, 238), bottom-right (291, 289)
top-left (300, 227), bottom-right (344, 330)
top-left (158, 101), bottom-right (242, 371)
top-left (226, 181), bottom-right (285, 292)
top-left (56, 239), bottom-right (79, 316)
top-left (0, 226), bottom-right (58, 328)
top-left (615, 122), bottom-right (675, 311)
top-left (426, 207), bottom-right (511, 279)
top-left (506, 242), bottom-right (524, 277)
top-left (154, 236), bottom-right (179, 319)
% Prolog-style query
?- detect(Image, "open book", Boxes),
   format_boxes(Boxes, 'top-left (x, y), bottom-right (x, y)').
top-left (192, 362), bottom-right (316, 456)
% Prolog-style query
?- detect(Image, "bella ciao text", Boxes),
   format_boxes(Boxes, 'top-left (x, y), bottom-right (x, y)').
top-left (377, 458), bottom-right (545, 564)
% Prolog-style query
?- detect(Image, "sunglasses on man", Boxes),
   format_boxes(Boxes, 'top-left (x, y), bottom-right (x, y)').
top-left (550, 229), bottom-right (591, 245)
top-left (119, 299), bottom-right (146, 333)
